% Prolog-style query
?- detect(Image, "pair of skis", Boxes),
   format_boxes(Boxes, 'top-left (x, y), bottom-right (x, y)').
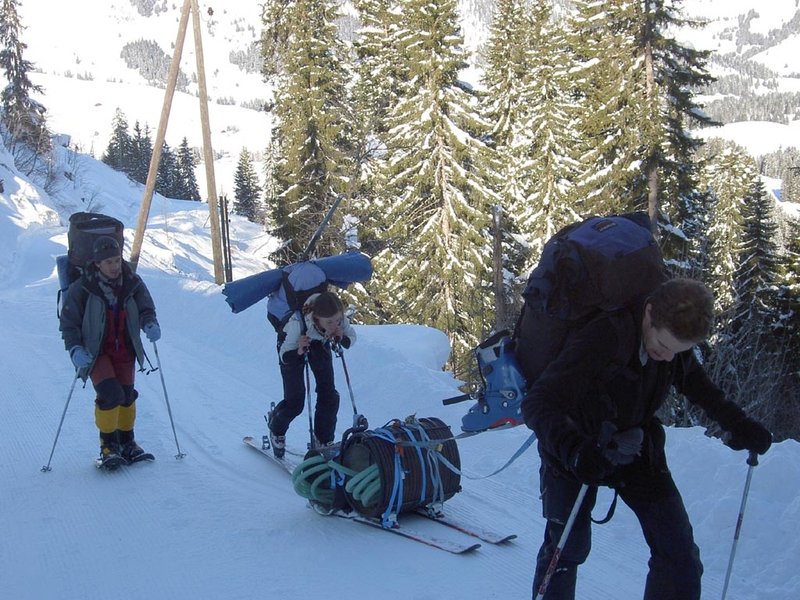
top-left (95, 452), bottom-right (155, 471)
top-left (243, 435), bottom-right (516, 554)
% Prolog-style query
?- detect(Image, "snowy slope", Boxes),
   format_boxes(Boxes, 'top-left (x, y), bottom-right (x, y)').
top-left (1, 139), bottom-right (799, 600)
top-left (1, 4), bottom-right (798, 598)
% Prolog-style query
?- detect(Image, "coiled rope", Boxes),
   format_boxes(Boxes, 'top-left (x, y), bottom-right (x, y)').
top-left (291, 417), bottom-right (460, 524)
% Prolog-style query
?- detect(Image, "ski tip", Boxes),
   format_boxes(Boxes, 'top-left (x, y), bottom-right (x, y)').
top-left (130, 453), bottom-right (156, 464)
top-left (94, 457), bottom-right (126, 471)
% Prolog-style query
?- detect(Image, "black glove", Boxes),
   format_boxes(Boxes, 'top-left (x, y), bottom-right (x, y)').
top-left (569, 438), bottom-right (615, 485)
top-left (725, 417), bottom-right (772, 455)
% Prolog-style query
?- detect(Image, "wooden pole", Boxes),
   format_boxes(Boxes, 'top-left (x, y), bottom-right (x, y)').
top-left (129, 0), bottom-right (224, 285)
top-left (190, 0), bottom-right (224, 284)
top-left (129, 0), bottom-right (191, 271)
top-left (491, 204), bottom-right (507, 331)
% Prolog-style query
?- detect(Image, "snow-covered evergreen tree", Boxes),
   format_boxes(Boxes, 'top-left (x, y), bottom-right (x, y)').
top-left (479, 0), bottom-right (534, 267)
top-left (262, 137), bottom-right (280, 227)
top-left (515, 0), bottom-right (580, 259)
top-left (352, 0), bottom-right (403, 139)
top-left (130, 120), bottom-right (152, 184)
top-left (701, 145), bottom-right (752, 316)
top-left (102, 108), bottom-right (132, 173)
top-left (376, 0), bottom-right (497, 362)
top-left (735, 178), bottom-right (781, 326)
top-left (263, 0), bottom-right (353, 262)
top-left (175, 137), bottom-right (200, 201)
top-left (568, 0), bottom-right (713, 224)
top-left (155, 141), bottom-right (178, 198)
top-left (0, 0), bottom-right (49, 159)
top-left (233, 147), bottom-right (262, 223)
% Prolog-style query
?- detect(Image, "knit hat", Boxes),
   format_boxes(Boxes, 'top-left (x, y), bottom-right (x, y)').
top-left (92, 236), bottom-right (121, 262)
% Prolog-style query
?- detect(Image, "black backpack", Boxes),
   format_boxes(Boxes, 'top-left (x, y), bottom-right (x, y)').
top-left (514, 211), bottom-right (667, 384)
top-left (455, 212), bottom-right (666, 433)
top-left (56, 212), bottom-right (125, 316)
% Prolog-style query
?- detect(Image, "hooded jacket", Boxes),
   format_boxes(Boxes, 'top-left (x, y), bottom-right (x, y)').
top-left (59, 261), bottom-right (157, 379)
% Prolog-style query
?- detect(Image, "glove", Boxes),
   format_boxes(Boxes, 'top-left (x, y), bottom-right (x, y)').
top-left (569, 438), bottom-right (615, 485)
top-left (143, 321), bottom-right (161, 343)
top-left (69, 346), bottom-right (93, 369)
top-left (725, 417), bottom-right (772, 455)
top-left (603, 427), bottom-right (644, 466)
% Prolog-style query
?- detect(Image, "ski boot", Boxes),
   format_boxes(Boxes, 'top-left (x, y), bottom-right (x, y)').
top-left (97, 435), bottom-right (126, 471)
top-left (265, 403), bottom-right (286, 459)
top-left (118, 430), bottom-right (155, 463)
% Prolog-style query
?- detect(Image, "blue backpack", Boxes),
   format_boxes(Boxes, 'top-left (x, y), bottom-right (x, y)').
top-left (515, 211), bottom-right (666, 384)
top-left (457, 212), bottom-right (666, 433)
top-left (266, 262), bottom-right (329, 332)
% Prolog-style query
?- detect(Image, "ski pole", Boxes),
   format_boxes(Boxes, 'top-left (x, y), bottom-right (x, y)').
top-left (333, 341), bottom-right (366, 428)
top-left (41, 372), bottom-right (80, 472)
top-left (720, 450), bottom-right (758, 600)
top-left (304, 353), bottom-right (315, 449)
top-left (152, 341), bottom-right (186, 459)
top-left (535, 483), bottom-right (589, 600)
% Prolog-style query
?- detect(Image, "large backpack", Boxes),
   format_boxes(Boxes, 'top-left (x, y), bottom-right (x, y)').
top-left (456, 211), bottom-right (666, 433)
top-left (56, 212), bottom-right (125, 316)
top-left (222, 251), bottom-right (373, 317)
top-left (514, 211), bottom-right (666, 384)
top-left (266, 261), bottom-right (329, 332)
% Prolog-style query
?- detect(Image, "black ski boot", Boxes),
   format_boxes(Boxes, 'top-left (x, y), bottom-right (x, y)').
top-left (98, 432), bottom-right (126, 470)
top-left (119, 430), bottom-right (155, 463)
top-left (269, 430), bottom-right (286, 459)
top-left (266, 403), bottom-right (286, 459)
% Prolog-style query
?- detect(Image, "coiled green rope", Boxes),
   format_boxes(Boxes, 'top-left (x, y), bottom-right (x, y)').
top-left (292, 455), bottom-right (382, 507)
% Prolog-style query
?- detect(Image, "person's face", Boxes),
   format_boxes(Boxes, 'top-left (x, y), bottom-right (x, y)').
top-left (96, 255), bottom-right (122, 279)
top-left (642, 304), bottom-right (696, 362)
top-left (315, 313), bottom-right (342, 336)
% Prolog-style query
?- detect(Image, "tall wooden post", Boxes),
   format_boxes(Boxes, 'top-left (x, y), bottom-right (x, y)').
top-left (190, 0), bottom-right (223, 283)
top-left (129, 0), bottom-right (224, 284)
top-left (492, 204), bottom-right (507, 332)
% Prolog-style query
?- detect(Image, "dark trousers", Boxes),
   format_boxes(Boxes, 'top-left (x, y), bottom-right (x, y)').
top-left (532, 461), bottom-right (702, 600)
top-left (90, 353), bottom-right (136, 410)
top-left (270, 341), bottom-right (340, 444)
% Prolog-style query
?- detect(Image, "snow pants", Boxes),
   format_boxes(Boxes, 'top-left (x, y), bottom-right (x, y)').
top-left (90, 353), bottom-right (137, 439)
top-left (270, 340), bottom-right (340, 444)
top-left (532, 461), bottom-right (702, 600)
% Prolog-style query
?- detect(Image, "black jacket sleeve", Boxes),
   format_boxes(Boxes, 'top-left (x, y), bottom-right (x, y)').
top-left (521, 312), bottom-right (635, 468)
top-left (674, 350), bottom-right (746, 431)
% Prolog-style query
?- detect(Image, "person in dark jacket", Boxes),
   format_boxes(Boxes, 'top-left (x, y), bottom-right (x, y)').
top-left (59, 236), bottom-right (161, 469)
top-left (267, 291), bottom-right (356, 458)
top-left (519, 278), bottom-right (772, 600)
